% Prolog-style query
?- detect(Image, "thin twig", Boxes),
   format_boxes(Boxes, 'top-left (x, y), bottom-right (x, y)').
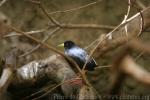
top-left (95, 65), bottom-right (111, 69)
top-left (38, 0), bottom-right (61, 27)
top-left (48, 23), bottom-right (115, 30)
top-left (48, 0), bottom-right (101, 14)
top-left (0, 68), bottom-right (13, 94)
top-left (26, 0), bottom-right (94, 96)
top-left (85, 15), bottom-right (132, 51)
top-left (83, 2), bottom-right (145, 60)
top-left (82, 2), bottom-right (133, 71)
top-left (24, 77), bottom-right (81, 100)
top-left (136, 0), bottom-right (146, 10)
top-left (135, 51), bottom-right (144, 61)
top-left (31, 0), bottom-right (115, 32)
top-left (123, 0), bottom-right (132, 39)
top-left (0, 0), bottom-right (7, 7)
top-left (19, 27), bottom-right (60, 57)
top-left (9, 26), bottom-right (90, 88)
top-left (88, 5), bottom-right (148, 50)
top-left (84, 39), bottom-right (98, 50)
top-left (35, 0), bottom-right (93, 88)
top-left (33, 78), bottom-right (82, 100)
top-left (128, 39), bottom-right (150, 54)
top-left (4, 26), bottom-right (49, 38)
top-left (108, 48), bottom-right (129, 98)
top-left (121, 55), bottom-right (150, 85)
top-left (136, 7), bottom-right (144, 36)
top-left (4, 24), bottom-right (115, 38)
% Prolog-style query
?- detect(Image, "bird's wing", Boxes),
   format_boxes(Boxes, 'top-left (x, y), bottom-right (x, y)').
top-left (66, 47), bottom-right (98, 68)
top-left (66, 47), bottom-right (88, 61)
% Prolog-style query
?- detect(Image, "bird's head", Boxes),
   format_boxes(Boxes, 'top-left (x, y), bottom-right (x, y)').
top-left (58, 40), bottom-right (75, 49)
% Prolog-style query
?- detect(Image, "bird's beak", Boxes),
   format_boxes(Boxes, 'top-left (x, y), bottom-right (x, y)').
top-left (57, 43), bottom-right (64, 47)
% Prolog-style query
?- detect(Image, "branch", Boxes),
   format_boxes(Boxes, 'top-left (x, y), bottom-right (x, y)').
top-left (92, 6), bottom-right (150, 58)
top-left (0, 0), bottom-right (7, 7)
top-left (108, 48), bottom-right (128, 98)
top-left (19, 27), bottom-right (60, 57)
top-left (48, 0), bottom-right (101, 15)
top-left (128, 39), bottom-right (150, 54)
top-left (48, 23), bottom-right (115, 30)
top-left (9, 26), bottom-right (92, 94)
top-left (136, 0), bottom-right (146, 9)
top-left (9, 54), bottom-right (94, 99)
top-left (15, 55), bottom-right (76, 99)
top-left (121, 55), bottom-right (150, 85)
top-left (38, 0), bottom-right (61, 27)
top-left (0, 47), bottom-right (19, 99)
top-left (4, 24), bottom-right (114, 38)
top-left (3, 26), bottom-right (49, 38)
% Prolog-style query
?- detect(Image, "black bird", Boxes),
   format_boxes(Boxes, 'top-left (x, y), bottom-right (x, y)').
top-left (58, 40), bottom-right (97, 71)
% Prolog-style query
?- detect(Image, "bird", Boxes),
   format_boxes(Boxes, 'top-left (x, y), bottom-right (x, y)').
top-left (58, 40), bottom-right (97, 71)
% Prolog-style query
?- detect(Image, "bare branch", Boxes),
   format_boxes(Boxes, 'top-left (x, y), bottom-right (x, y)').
top-left (93, 6), bottom-right (150, 58)
top-left (128, 39), bottom-right (150, 54)
top-left (9, 26), bottom-right (91, 90)
top-left (48, 0), bottom-right (101, 15)
top-left (48, 23), bottom-right (115, 30)
top-left (0, 0), bottom-right (7, 7)
top-left (19, 27), bottom-right (60, 57)
top-left (136, 0), bottom-right (146, 9)
top-left (3, 26), bottom-right (49, 38)
top-left (0, 68), bottom-right (13, 97)
top-left (38, 0), bottom-right (61, 27)
top-left (121, 55), bottom-right (150, 85)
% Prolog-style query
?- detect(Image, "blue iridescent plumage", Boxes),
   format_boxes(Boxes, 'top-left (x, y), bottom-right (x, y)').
top-left (63, 41), bottom-right (97, 71)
